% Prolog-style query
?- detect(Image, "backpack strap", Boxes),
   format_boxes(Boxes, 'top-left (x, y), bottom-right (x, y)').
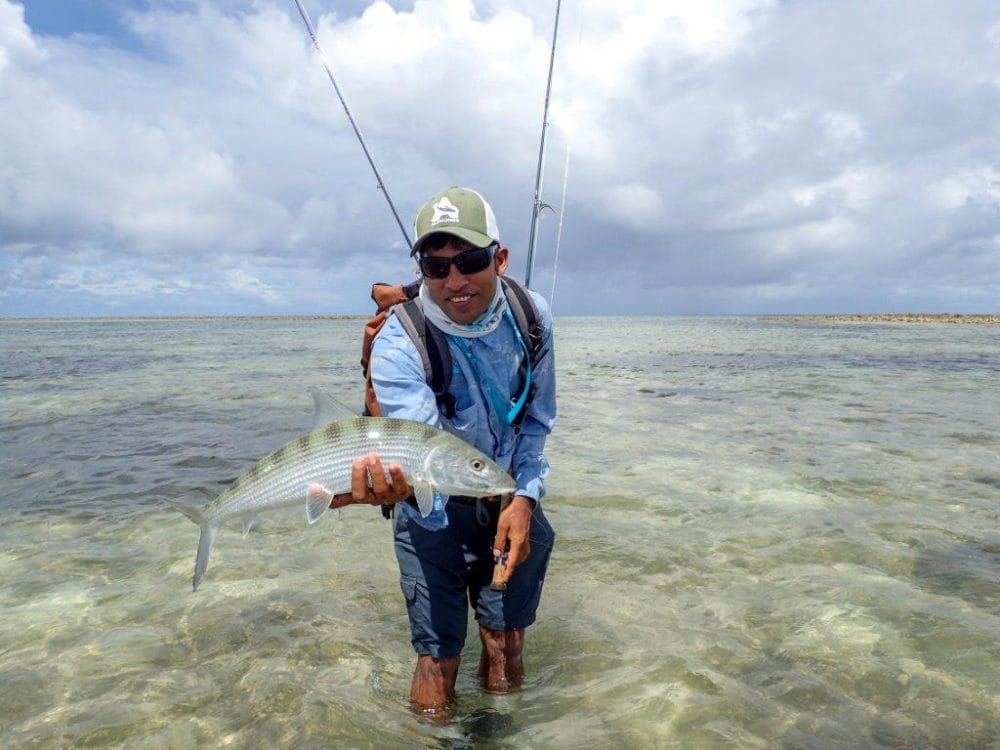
top-left (362, 281), bottom-right (422, 417)
top-left (392, 298), bottom-right (457, 420)
top-left (500, 276), bottom-right (543, 360)
top-left (499, 276), bottom-right (543, 427)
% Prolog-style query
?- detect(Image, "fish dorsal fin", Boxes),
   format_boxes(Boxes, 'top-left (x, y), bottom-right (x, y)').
top-left (308, 387), bottom-right (358, 430)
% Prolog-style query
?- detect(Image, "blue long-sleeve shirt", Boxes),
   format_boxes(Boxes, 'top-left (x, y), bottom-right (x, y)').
top-left (369, 285), bottom-right (557, 530)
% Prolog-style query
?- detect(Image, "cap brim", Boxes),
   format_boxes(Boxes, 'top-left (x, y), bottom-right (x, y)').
top-left (411, 227), bottom-right (495, 256)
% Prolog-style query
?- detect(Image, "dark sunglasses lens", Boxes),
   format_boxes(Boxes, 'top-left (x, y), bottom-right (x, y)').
top-left (453, 246), bottom-right (492, 274)
top-left (419, 257), bottom-right (451, 278)
top-left (420, 246), bottom-right (493, 278)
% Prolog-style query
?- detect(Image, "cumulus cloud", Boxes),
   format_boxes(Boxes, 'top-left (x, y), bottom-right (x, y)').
top-left (225, 268), bottom-right (285, 305)
top-left (1, 0), bottom-right (998, 316)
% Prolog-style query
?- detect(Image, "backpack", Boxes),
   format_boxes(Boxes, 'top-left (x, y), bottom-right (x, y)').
top-left (361, 275), bottom-right (544, 424)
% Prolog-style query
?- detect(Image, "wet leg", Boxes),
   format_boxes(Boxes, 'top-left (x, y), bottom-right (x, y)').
top-left (478, 625), bottom-right (524, 693)
top-left (410, 655), bottom-right (460, 716)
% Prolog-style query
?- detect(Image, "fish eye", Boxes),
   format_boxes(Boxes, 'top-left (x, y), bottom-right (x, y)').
top-left (472, 459), bottom-right (484, 471)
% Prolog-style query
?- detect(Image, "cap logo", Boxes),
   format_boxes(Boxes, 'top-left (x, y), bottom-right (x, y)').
top-left (431, 197), bottom-right (460, 226)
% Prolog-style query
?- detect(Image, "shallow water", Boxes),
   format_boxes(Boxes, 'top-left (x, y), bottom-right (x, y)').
top-left (1, 316), bottom-right (998, 748)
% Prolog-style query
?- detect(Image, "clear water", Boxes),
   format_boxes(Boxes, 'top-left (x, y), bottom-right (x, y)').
top-left (1, 316), bottom-right (997, 749)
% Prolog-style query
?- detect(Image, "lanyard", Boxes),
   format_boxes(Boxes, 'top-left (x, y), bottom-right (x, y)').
top-left (452, 310), bottom-right (532, 427)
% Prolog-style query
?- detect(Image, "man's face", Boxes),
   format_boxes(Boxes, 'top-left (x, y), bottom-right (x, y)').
top-left (420, 235), bottom-right (509, 325)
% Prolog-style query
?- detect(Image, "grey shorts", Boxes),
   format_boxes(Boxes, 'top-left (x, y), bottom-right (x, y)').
top-left (393, 498), bottom-right (555, 659)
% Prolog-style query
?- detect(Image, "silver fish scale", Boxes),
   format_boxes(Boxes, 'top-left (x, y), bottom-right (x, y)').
top-left (210, 417), bottom-right (440, 519)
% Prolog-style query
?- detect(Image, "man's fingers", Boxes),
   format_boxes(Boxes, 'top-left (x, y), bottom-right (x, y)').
top-left (503, 536), bottom-right (530, 580)
top-left (351, 456), bottom-right (369, 501)
top-left (494, 497), bottom-right (533, 580)
top-left (347, 453), bottom-right (411, 505)
top-left (387, 464), bottom-right (410, 501)
top-left (493, 523), bottom-right (509, 560)
top-left (367, 454), bottom-right (389, 494)
top-left (510, 536), bottom-right (530, 566)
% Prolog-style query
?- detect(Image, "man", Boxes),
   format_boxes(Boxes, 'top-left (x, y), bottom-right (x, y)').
top-left (330, 186), bottom-right (556, 715)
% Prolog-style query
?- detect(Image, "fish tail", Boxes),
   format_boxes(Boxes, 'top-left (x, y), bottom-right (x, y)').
top-left (192, 523), bottom-right (218, 592)
top-left (166, 499), bottom-right (216, 592)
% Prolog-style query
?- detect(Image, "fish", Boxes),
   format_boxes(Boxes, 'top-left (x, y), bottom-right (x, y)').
top-left (169, 389), bottom-right (515, 591)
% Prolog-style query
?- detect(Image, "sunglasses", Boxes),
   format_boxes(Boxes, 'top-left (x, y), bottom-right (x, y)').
top-left (418, 243), bottom-right (497, 279)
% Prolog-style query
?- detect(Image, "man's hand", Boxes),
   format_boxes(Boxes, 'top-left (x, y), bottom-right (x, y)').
top-left (325, 453), bottom-right (412, 509)
top-left (492, 496), bottom-right (534, 585)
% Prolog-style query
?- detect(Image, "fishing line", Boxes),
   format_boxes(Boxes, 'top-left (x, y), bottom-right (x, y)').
top-left (290, 0), bottom-right (412, 250)
top-left (549, 135), bottom-right (571, 313)
top-left (549, 10), bottom-right (581, 313)
top-left (527, 503), bottom-right (555, 553)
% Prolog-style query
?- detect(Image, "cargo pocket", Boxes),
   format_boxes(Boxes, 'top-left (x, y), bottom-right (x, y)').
top-left (400, 574), bottom-right (418, 605)
top-left (399, 574), bottom-right (432, 651)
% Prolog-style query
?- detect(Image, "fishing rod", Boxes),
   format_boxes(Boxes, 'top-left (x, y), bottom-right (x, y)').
top-left (524, 0), bottom-right (563, 290)
top-left (291, 0), bottom-right (413, 251)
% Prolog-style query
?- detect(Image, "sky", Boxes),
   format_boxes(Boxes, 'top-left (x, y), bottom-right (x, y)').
top-left (1, 0), bottom-right (998, 317)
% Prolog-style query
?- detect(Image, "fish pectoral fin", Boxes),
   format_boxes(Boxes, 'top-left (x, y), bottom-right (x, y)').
top-left (241, 516), bottom-right (258, 538)
top-left (306, 483), bottom-right (333, 525)
top-left (412, 482), bottom-right (438, 518)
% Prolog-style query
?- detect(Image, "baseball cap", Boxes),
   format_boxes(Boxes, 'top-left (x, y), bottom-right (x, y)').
top-left (411, 186), bottom-right (500, 256)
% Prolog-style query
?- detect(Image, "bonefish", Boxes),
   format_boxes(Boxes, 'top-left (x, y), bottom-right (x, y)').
top-left (169, 390), bottom-right (514, 591)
